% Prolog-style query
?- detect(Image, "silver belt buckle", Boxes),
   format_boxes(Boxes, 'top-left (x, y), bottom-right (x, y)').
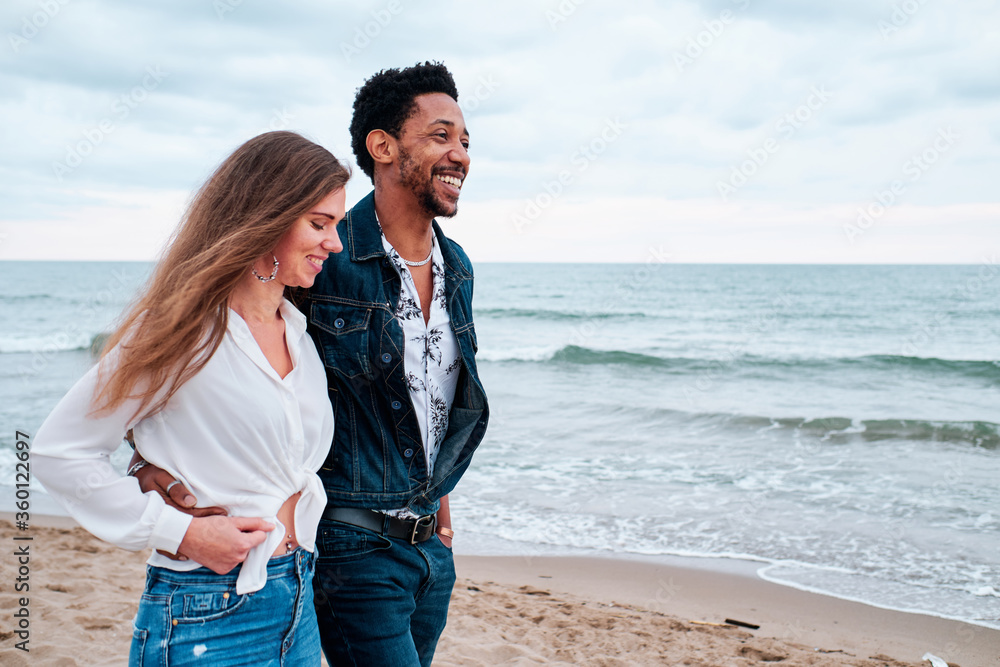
top-left (410, 515), bottom-right (436, 544)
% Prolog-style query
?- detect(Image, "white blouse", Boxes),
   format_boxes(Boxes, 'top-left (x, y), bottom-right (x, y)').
top-left (33, 299), bottom-right (334, 594)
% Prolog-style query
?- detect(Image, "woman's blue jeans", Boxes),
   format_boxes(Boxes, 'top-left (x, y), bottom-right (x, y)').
top-left (312, 521), bottom-right (456, 667)
top-left (130, 549), bottom-right (320, 666)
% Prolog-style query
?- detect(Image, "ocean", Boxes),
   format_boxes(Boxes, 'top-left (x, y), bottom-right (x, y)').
top-left (2, 260), bottom-right (998, 630)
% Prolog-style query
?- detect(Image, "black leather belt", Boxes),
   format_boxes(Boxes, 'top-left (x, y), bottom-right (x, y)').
top-left (321, 507), bottom-right (437, 545)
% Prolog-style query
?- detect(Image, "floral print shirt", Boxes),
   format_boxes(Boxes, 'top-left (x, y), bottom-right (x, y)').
top-left (380, 227), bottom-right (461, 518)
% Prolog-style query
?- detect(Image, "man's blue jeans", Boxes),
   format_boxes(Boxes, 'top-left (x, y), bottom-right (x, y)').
top-left (130, 549), bottom-right (320, 666)
top-left (313, 521), bottom-right (456, 667)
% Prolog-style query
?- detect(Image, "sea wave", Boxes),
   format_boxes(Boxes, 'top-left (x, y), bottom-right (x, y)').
top-left (0, 333), bottom-right (104, 355)
top-left (0, 294), bottom-right (59, 303)
top-left (832, 354), bottom-right (1000, 379)
top-left (477, 307), bottom-right (649, 321)
top-left (728, 414), bottom-right (1000, 449)
top-left (482, 345), bottom-right (1000, 379)
top-left (479, 344), bottom-right (683, 367)
top-left (558, 403), bottom-right (1000, 449)
top-left (453, 497), bottom-right (1000, 631)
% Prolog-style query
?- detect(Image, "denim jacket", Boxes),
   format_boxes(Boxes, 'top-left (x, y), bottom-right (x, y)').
top-left (301, 191), bottom-right (489, 516)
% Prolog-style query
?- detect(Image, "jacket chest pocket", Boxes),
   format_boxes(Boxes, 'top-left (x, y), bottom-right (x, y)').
top-left (311, 303), bottom-right (374, 379)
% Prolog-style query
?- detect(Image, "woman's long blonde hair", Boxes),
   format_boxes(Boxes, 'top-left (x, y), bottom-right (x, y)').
top-left (94, 131), bottom-right (350, 420)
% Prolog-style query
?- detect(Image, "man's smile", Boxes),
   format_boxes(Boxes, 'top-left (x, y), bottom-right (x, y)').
top-left (435, 174), bottom-right (462, 189)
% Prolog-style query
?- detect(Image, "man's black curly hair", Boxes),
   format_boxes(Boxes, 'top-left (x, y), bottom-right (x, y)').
top-left (350, 61), bottom-right (459, 182)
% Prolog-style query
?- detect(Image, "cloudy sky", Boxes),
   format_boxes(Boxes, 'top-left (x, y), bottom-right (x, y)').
top-left (1, 0), bottom-right (998, 263)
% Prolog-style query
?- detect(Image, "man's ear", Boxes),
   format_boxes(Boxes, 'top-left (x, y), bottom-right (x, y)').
top-left (366, 129), bottom-right (394, 167)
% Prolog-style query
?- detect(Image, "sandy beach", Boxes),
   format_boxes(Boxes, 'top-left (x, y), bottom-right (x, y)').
top-left (1, 515), bottom-right (996, 666)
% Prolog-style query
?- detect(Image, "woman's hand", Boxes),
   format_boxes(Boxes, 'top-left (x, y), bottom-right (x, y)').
top-left (178, 515), bottom-right (275, 574)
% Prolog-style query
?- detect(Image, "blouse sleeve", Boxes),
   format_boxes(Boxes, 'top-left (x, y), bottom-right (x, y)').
top-left (31, 356), bottom-right (193, 554)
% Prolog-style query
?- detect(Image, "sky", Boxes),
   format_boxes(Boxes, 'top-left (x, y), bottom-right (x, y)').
top-left (1, 0), bottom-right (998, 263)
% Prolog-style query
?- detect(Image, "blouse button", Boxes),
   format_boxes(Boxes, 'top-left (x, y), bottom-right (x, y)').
top-left (403, 448), bottom-right (414, 458)
top-left (334, 318), bottom-right (345, 329)
top-left (392, 400), bottom-right (402, 410)
top-left (381, 353), bottom-right (392, 363)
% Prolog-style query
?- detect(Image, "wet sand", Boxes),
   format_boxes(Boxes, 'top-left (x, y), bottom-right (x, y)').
top-left (0, 515), bottom-right (995, 666)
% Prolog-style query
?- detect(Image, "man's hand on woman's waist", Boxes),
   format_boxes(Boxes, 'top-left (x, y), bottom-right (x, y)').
top-left (128, 448), bottom-right (228, 559)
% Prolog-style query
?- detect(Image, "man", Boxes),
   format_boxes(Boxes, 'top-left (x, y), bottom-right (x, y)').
top-left (134, 61), bottom-right (489, 666)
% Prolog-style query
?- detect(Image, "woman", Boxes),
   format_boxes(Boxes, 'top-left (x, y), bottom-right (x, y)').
top-left (32, 131), bottom-right (349, 665)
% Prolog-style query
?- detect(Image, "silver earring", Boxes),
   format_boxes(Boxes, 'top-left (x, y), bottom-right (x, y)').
top-left (252, 255), bottom-right (279, 283)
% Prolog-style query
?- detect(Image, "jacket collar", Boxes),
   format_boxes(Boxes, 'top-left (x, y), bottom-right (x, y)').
top-left (343, 190), bottom-right (385, 262)
top-left (344, 190), bottom-right (471, 280)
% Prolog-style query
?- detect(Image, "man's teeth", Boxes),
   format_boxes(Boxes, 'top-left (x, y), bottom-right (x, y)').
top-left (436, 174), bottom-right (462, 189)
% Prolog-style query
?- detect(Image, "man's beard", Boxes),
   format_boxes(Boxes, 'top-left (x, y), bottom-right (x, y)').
top-left (399, 147), bottom-right (459, 219)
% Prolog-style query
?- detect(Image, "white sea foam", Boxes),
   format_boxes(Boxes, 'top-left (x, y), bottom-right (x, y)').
top-left (4, 261), bottom-right (999, 632)
top-left (476, 345), bottom-right (561, 362)
top-left (0, 333), bottom-right (94, 354)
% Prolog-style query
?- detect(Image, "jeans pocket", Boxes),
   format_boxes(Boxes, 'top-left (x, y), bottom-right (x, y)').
top-left (129, 628), bottom-right (148, 667)
top-left (132, 592), bottom-right (168, 666)
top-left (175, 587), bottom-right (248, 623)
top-left (316, 522), bottom-right (391, 563)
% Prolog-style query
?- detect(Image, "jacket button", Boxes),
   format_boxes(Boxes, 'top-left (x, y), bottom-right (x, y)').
top-left (381, 353), bottom-right (392, 363)
top-left (392, 400), bottom-right (402, 410)
top-left (334, 318), bottom-right (345, 329)
top-left (403, 448), bottom-right (414, 457)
